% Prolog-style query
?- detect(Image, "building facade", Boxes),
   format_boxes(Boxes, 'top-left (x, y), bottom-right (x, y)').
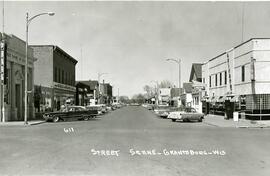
top-left (0, 33), bottom-right (35, 121)
top-left (189, 63), bottom-right (205, 113)
top-left (75, 82), bottom-right (90, 106)
top-left (100, 82), bottom-right (113, 104)
top-left (158, 88), bottom-right (170, 105)
top-left (31, 45), bottom-right (77, 112)
top-left (202, 38), bottom-right (270, 119)
top-left (77, 80), bottom-right (99, 105)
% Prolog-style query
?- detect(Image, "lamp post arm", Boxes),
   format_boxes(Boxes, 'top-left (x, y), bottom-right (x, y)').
top-left (166, 58), bottom-right (180, 64)
top-left (28, 13), bottom-right (50, 24)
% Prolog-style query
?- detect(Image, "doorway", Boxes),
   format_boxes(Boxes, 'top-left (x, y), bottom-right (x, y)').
top-left (15, 84), bottom-right (22, 120)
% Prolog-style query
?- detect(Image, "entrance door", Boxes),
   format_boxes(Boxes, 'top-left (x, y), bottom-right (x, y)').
top-left (15, 84), bottom-right (22, 120)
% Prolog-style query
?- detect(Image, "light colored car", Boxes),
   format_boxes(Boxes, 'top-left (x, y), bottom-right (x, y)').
top-left (154, 105), bottom-right (171, 118)
top-left (167, 107), bottom-right (204, 122)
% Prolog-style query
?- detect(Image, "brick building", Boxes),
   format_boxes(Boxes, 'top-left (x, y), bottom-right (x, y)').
top-left (100, 82), bottom-right (113, 104)
top-left (31, 45), bottom-right (77, 111)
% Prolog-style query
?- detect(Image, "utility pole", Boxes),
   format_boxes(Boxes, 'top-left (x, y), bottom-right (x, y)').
top-left (0, 0), bottom-right (5, 122)
top-left (117, 88), bottom-right (119, 103)
top-left (166, 58), bottom-right (181, 106)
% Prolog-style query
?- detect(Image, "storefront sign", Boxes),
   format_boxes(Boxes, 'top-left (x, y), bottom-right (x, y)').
top-left (53, 82), bottom-right (76, 92)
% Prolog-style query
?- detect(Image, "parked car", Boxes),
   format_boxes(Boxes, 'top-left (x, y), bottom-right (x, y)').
top-left (86, 105), bottom-right (103, 115)
top-left (43, 106), bottom-right (98, 122)
top-left (154, 106), bottom-right (183, 118)
top-left (167, 107), bottom-right (204, 122)
top-left (153, 105), bottom-right (171, 118)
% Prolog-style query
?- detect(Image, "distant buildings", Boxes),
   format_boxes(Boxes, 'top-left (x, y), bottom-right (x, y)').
top-left (99, 82), bottom-right (113, 104)
top-left (31, 45), bottom-right (77, 111)
top-left (189, 63), bottom-right (205, 113)
top-left (158, 88), bottom-right (170, 105)
top-left (75, 82), bottom-right (90, 106)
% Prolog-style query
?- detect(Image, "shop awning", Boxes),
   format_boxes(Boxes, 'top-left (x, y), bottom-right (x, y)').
top-left (210, 96), bottom-right (219, 103)
top-left (230, 95), bottom-right (240, 102)
top-left (217, 96), bottom-right (226, 102)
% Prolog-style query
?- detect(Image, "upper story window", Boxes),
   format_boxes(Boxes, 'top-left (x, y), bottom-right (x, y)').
top-left (220, 72), bottom-right (222, 86)
top-left (242, 65), bottom-right (245, 82)
top-left (54, 67), bottom-right (57, 82)
top-left (224, 71), bottom-right (227, 85)
top-left (209, 76), bottom-right (211, 87)
top-left (62, 70), bottom-right (64, 84)
top-left (215, 74), bottom-right (217, 87)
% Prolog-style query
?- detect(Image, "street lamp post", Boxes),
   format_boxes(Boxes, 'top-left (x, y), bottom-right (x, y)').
top-left (24, 12), bottom-right (55, 125)
top-left (166, 58), bottom-right (181, 105)
top-left (151, 80), bottom-right (159, 105)
top-left (97, 72), bottom-right (107, 104)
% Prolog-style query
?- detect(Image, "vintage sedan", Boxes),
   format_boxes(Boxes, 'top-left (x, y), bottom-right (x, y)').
top-left (43, 106), bottom-right (98, 122)
top-left (86, 105), bottom-right (103, 115)
top-left (167, 107), bottom-right (204, 122)
top-left (154, 105), bottom-right (172, 118)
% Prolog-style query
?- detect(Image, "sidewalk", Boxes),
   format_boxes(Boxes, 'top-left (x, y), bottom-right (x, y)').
top-left (204, 114), bottom-right (270, 128)
top-left (0, 120), bottom-right (46, 126)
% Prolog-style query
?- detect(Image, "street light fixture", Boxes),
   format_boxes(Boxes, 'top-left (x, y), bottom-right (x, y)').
top-left (24, 12), bottom-right (55, 125)
top-left (166, 58), bottom-right (181, 106)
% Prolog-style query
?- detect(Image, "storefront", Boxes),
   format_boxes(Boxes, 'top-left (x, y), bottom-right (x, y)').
top-left (53, 82), bottom-right (76, 111)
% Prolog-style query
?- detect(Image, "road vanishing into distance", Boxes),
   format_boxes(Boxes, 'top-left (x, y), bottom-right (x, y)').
top-left (0, 106), bottom-right (270, 176)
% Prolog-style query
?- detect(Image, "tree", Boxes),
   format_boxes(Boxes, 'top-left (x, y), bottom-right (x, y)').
top-left (143, 85), bottom-right (155, 98)
top-left (131, 93), bottom-right (146, 104)
top-left (159, 80), bottom-right (174, 88)
top-left (119, 96), bottom-right (130, 104)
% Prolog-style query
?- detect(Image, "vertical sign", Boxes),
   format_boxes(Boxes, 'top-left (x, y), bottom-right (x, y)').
top-left (0, 40), bottom-right (6, 122)
top-left (0, 41), bottom-right (5, 82)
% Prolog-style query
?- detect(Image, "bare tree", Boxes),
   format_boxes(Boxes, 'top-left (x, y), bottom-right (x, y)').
top-left (143, 85), bottom-right (155, 98)
top-left (159, 80), bottom-right (174, 88)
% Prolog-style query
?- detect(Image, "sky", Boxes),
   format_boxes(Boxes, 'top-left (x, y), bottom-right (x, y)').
top-left (2, 1), bottom-right (270, 98)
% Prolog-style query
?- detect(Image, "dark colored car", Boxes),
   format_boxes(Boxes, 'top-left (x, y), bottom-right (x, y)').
top-left (43, 106), bottom-right (98, 122)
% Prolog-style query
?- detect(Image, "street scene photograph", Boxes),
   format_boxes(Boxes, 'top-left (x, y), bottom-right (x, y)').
top-left (0, 1), bottom-right (270, 176)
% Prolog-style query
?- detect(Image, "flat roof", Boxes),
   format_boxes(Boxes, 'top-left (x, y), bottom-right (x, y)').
top-left (206, 38), bottom-right (270, 63)
top-left (30, 45), bottom-right (78, 65)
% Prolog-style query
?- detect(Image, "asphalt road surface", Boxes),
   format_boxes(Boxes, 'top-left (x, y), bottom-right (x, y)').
top-left (0, 106), bottom-right (270, 176)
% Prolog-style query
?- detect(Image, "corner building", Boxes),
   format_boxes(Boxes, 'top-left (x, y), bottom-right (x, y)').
top-left (0, 33), bottom-right (35, 121)
top-left (202, 38), bottom-right (270, 119)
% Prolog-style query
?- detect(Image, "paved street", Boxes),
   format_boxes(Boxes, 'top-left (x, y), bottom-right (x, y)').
top-left (0, 106), bottom-right (270, 176)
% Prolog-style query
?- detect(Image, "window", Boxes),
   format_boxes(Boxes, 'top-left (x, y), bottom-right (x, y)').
top-left (54, 67), bottom-right (57, 82)
top-left (209, 76), bottom-right (211, 87)
top-left (242, 65), bottom-right (245, 82)
top-left (224, 71), bottom-right (227, 85)
top-left (220, 72), bottom-right (222, 86)
top-left (62, 70), bottom-right (64, 84)
top-left (215, 74), bottom-right (217, 86)
top-left (58, 69), bottom-right (61, 83)
top-left (65, 72), bottom-right (68, 84)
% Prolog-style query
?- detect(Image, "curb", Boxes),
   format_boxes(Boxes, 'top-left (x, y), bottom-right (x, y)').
top-left (203, 122), bottom-right (220, 127)
top-left (29, 121), bottom-right (46, 126)
top-left (0, 121), bottom-right (46, 126)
